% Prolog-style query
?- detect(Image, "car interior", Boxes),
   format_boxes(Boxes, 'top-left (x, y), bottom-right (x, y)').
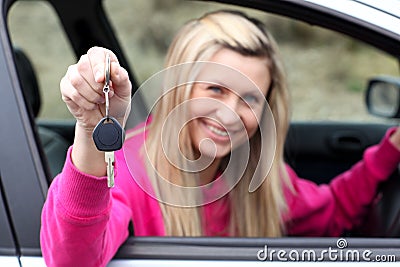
top-left (12, 44), bottom-right (400, 239)
top-left (14, 47), bottom-right (70, 180)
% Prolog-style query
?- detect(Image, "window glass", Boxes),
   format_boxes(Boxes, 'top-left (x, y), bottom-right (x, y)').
top-left (278, 24), bottom-right (399, 122)
top-left (104, 0), bottom-right (399, 122)
top-left (8, 1), bottom-right (76, 120)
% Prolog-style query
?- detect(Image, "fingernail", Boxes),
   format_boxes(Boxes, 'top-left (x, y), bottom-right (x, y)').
top-left (111, 62), bottom-right (120, 76)
top-left (95, 71), bottom-right (102, 82)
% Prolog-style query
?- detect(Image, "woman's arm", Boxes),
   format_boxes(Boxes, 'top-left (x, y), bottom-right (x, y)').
top-left (40, 47), bottom-right (133, 267)
top-left (285, 127), bottom-right (400, 236)
top-left (40, 148), bottom-right (132, 267)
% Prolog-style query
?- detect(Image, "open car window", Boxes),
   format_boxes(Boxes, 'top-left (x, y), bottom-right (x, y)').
top-left (104, 0), bottom-right (399, 123)
top-left (7, 0), bottom-right (399, 126)
top-left (3, 0), bottom-right (400, 266)
top-left (8, 0), bottom-right (76, 120)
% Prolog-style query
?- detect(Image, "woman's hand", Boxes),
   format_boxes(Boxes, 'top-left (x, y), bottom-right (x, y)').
top-left (60, 47), bottom-right (132, 176)
top-left (389, 127), bottom-right (400, 151)
top-left (61, 46), bottom-right (132, 135)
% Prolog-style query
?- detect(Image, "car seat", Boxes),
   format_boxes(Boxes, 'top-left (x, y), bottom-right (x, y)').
top-left (13, 47), bottom-right (70, 180)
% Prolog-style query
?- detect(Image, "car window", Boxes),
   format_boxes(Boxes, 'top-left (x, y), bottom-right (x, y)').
top-left (8, 0), bottom-right (399, 123)
top-left (2, 0), bottom-right (399, 264)
top-left (104, 0), bottom-right (399, 123)
top-left (8, 0), bottom-right (76, 120)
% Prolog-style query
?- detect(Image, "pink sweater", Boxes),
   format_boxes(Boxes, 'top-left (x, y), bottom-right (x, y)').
top-left (40, 127), bottom-right (400, 267)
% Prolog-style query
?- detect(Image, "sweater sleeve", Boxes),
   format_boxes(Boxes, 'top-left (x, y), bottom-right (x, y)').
top-left (285, 127), bottom-right (400, 237)
top-left (40, 146), bottom-right (132, 267)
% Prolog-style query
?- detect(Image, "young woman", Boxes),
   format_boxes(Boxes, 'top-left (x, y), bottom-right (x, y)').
top-left (40, 10), bottom-right (400, 267)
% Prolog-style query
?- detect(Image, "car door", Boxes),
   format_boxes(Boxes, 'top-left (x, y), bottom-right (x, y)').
top-left (0, 181), bottom-right (20, 267)
top-left (4, 0), bottom-right (400, 266)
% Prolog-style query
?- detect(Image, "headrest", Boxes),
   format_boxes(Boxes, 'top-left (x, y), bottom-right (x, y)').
top-left (14, 47), bottom-right (41, 117)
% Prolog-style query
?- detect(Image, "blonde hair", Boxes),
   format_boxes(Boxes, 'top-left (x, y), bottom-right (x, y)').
top-left (141, 10), bottom-right (291, 236)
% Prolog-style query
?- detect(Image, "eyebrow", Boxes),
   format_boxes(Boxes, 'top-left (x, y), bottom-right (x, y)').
top-left (205, 80), bottom-right (229, 88)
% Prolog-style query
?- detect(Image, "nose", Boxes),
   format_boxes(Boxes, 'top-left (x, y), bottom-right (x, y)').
top-left (215, 96), bottom-right (241, 126)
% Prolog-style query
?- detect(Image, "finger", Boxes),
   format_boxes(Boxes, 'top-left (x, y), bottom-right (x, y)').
top-left (60, 75), bottom-right (99, 112)
top-left (68, 63), bottom-right (105, 105)
top-left (87, 47), bottom-right (119, 84)
top-left (75, 55), bottom-right (105, 102)
top-left (109, 62), bottom-right (132, 99)
top-left (61, 89), bottom-right (80, 115)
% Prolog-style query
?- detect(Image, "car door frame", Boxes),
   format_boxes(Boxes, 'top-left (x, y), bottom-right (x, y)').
top-left (0, 0), bottom-right (49, 259)
top-left (1, 0), bottom-right (400, 265)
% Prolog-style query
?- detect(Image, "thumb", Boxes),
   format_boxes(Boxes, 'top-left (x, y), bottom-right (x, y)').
top-left (110, 62), bottom-right (132, 99)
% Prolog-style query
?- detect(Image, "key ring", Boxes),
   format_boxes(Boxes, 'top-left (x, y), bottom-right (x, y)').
top-left (103, 53), bottom-right (111, 119)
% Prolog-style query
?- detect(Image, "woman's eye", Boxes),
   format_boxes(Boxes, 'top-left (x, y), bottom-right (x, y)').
top-left (242, 94), bottom-right (259, 104)
top-left (208, 86), bottom-right (223, 94)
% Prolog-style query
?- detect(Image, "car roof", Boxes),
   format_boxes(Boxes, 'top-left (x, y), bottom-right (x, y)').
top-left (305, 0), bottom-right (400, 35)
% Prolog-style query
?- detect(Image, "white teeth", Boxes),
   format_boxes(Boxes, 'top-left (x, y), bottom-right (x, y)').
top-left (206, 124), bottom-right (228, 136)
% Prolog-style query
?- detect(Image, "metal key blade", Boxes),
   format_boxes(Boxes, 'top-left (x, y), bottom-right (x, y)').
top-left (105, 151), bottom-right (115, 188)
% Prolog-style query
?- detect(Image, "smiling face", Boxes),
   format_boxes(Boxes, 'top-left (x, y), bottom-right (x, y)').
top-left (188, 48), bottom-right (271, 160)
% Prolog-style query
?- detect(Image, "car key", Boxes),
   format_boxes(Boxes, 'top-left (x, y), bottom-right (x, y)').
top-left (92, 53), bottom-right (125, 187)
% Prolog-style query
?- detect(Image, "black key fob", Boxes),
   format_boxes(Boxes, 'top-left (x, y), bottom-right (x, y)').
top-left (92, 116), bottom-right (125, 151)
